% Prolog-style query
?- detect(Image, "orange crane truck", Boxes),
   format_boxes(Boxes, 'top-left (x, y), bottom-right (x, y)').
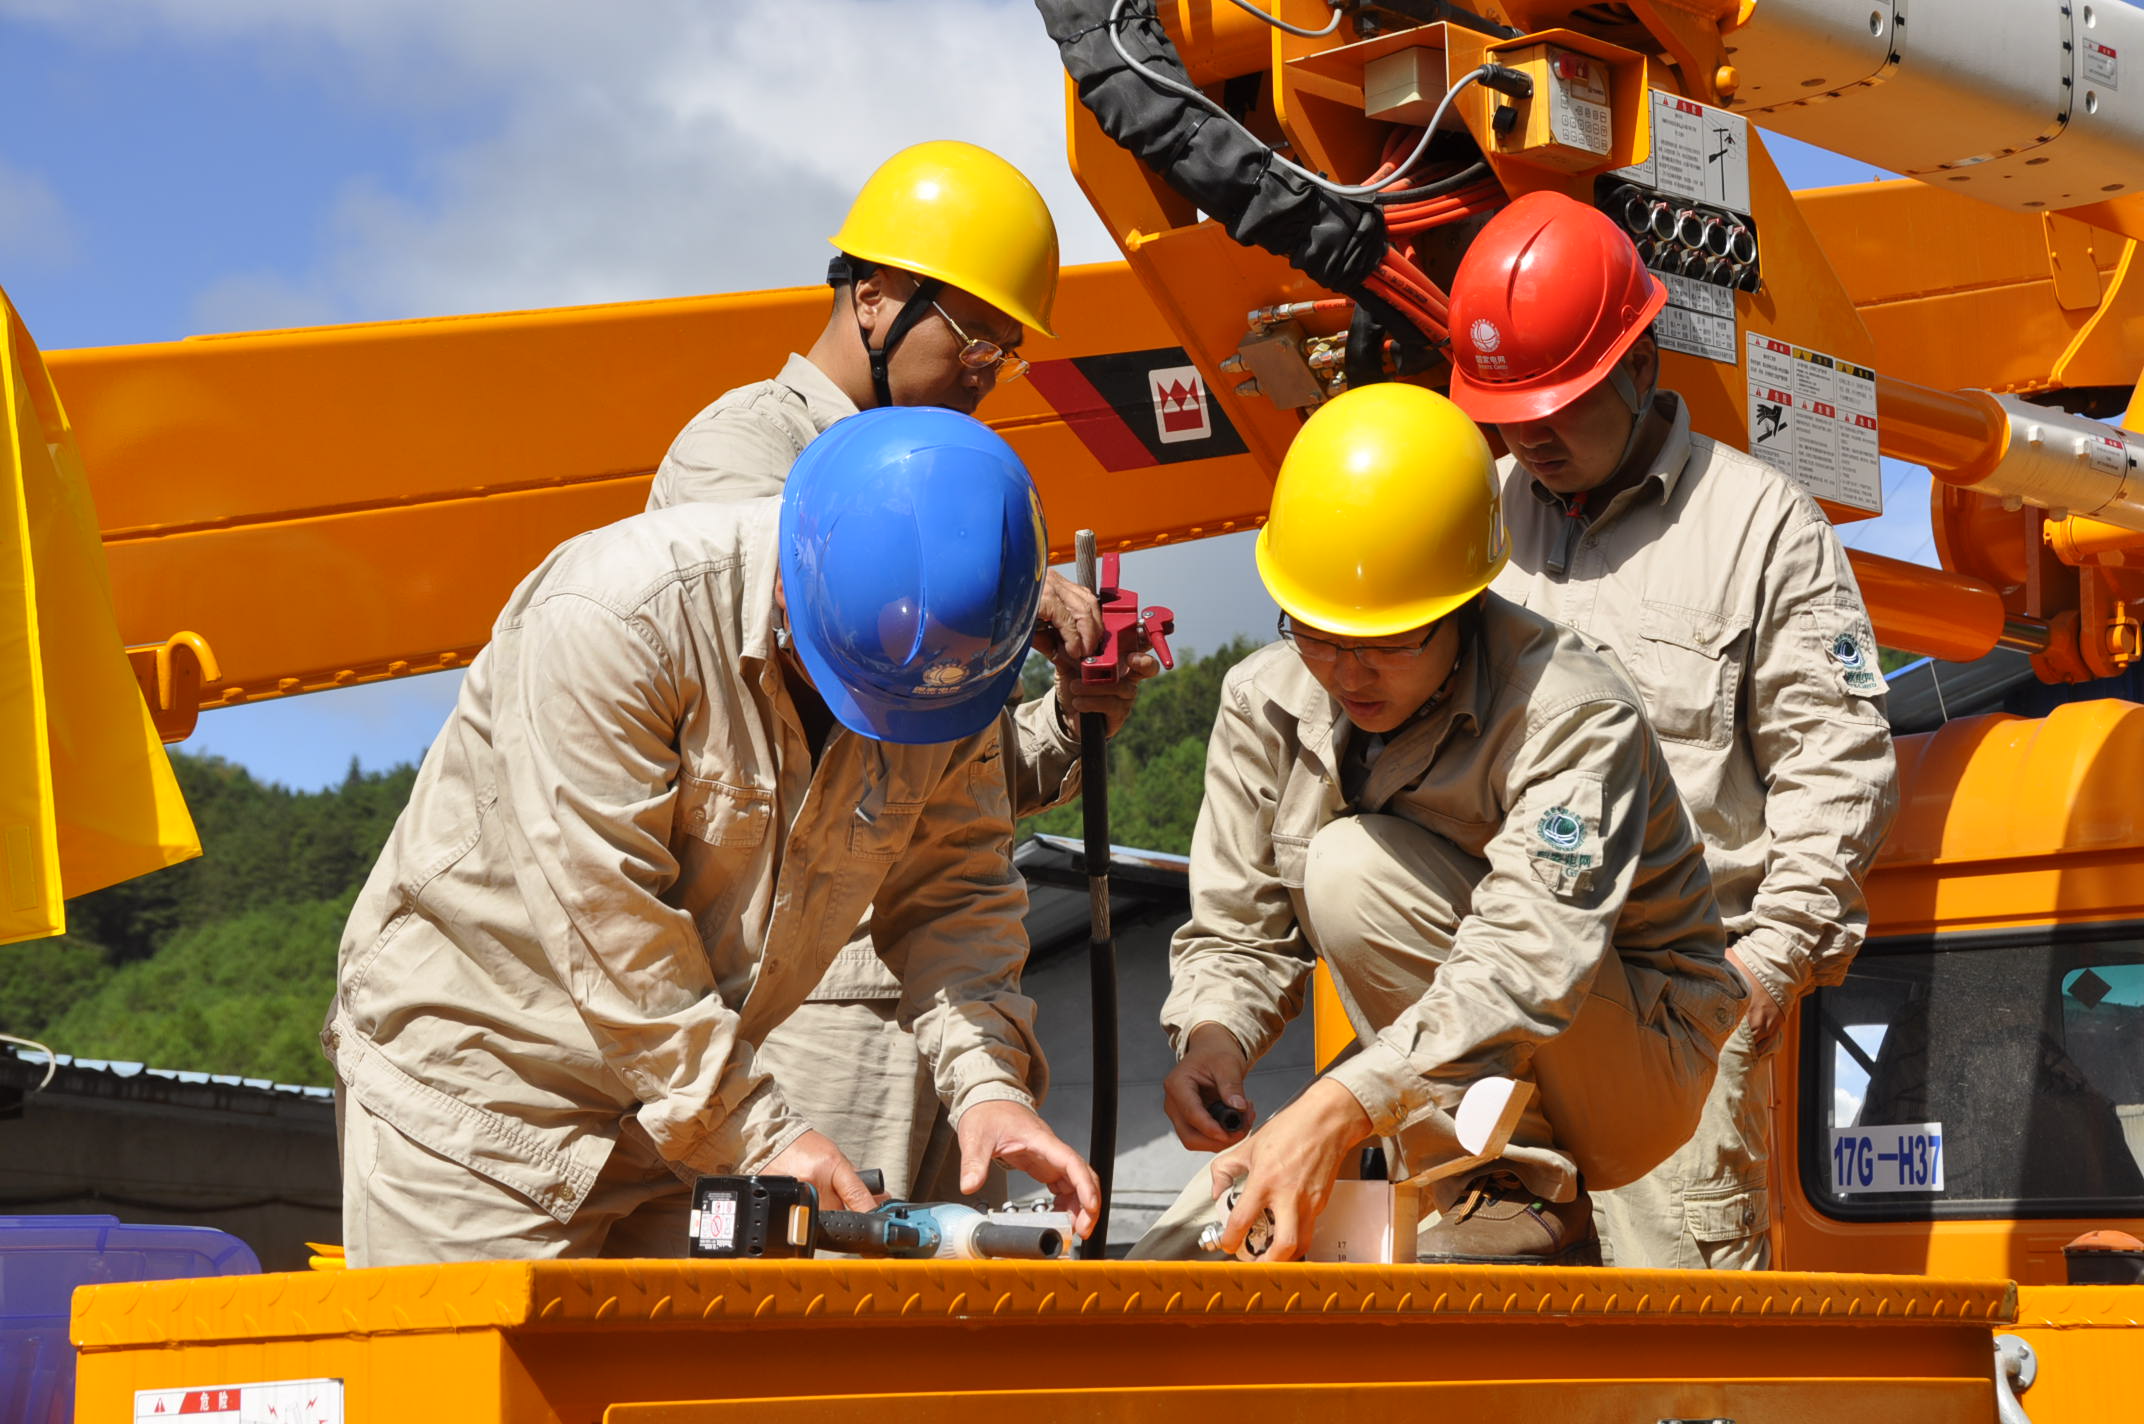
top-left (11, 2), bottom-right (2144, 1419)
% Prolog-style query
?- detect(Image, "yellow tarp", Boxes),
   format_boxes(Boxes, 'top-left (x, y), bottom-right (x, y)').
top-left (1, 289), bottom-right (198, 944)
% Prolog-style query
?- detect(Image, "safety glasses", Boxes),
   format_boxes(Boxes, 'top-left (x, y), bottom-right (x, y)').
top-left (1278, 612), bottom-right (1444, 671)
top-left (932, 301), bottom-right (1029, 384)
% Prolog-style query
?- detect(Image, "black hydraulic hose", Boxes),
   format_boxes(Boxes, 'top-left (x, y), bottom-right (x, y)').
top-left (1036, 0), bottom-right (1387, 298)
top-left (1079, 706), bottom-right (1118, 1260)
top-left (1074, 528), bottom-right (1118, 1260)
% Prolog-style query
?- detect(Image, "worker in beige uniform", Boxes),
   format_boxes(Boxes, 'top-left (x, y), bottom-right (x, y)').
top-left (1135, 385), bottom-right (1742, 1265)
top-left (643, 141), bottom-right (1153, 1199)
top-left (326, 406), bottom-right (1100, 1266)
top-left (1445, 191), bottom-right (1900, 1270)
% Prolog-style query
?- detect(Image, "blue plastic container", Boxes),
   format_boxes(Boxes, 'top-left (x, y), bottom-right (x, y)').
top-left (0, 1215), bottom-right (260, 1424)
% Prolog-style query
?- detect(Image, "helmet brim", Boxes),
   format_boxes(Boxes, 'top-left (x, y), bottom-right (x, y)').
top-left (1255, 524), bottom-right (1506, 639)
top-left (788, 616), bottom-right (1030, 747)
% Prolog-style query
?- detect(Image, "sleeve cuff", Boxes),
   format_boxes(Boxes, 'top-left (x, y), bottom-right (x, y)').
top-left (1027, 686), bottom-right (1078, 756)
top-left (1164, 1008), bottom-right (1264, 1064)
top-left (1731, 927), bottom-right (1811, 1010)
top-left (949, 1080), bottom-right (1037, 1125)
top-left (673, 1072), bottom-right (811, 1177)
top-left (1324, 1042), bottom-right (1436, 1136)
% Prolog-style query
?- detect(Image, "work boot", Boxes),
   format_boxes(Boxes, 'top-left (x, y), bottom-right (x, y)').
top-left (1417, 1168), bottom-right (1601, 1266)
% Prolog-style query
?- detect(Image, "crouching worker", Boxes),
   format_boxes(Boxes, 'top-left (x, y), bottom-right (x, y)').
top-left (324, 406), bottom-right (1100, 1266)
top-left (1134, 385), bottom-right (1742, 1265)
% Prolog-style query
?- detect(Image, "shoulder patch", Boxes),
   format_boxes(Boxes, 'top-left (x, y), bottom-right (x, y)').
top-left (1517, 775), bottom-right (1605, 898)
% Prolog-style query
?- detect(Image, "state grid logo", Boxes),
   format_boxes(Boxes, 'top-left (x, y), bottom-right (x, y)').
top-left (1147, 364), bottom-right (1212, 444)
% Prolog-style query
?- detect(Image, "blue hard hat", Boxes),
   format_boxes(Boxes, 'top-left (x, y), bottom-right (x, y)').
top-left (780, 406), bottom-right (1047, 745)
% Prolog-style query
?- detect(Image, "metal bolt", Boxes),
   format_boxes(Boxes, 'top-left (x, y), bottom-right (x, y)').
top-left (1234, 378), bottom-right (1262, 397)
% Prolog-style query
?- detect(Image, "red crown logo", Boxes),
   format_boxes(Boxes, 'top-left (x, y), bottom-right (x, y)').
top-left (1157, 377), bottom-right (1203, 432)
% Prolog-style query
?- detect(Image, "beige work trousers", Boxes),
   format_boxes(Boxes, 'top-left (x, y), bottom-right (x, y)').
top-left (1134, 814), bottom-right (1717, 1260)
top-left (1593, 1019), bottom-right (1775, 1270)
top-left (756, 998), bottom-right (987, 1201)
top-left (340, 1089), bottom-right (690, 1267)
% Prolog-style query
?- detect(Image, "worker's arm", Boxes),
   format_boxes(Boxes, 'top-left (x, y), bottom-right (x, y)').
top-left (1323, 695), bottom-right (1662, 1130)
top-left (877, 721), bottom-right (1100, 1230)
top-left (489, 588), bottom-right (809, 1179)
top-left (1733, 506), bottom-right (1900, 1038)
top-left (877, 719), bottom-right (1048, 1120)
top-left (1159, 661), bottom-right (1317, 1080)
top-left (1006, 693), bottom-right (1083, 816)
top-left (644, 396), bottom-right (802, 512)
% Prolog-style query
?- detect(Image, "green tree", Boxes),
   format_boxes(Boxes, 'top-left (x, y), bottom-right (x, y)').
top-left (1020, 636), bottom-right (1259, 856)
top-left (39, 895), bottom-right (352, 1086)
top-left (0, 936), bottom-right (114, 1040)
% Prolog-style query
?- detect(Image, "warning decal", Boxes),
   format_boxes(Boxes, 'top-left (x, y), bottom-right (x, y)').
top-left (1746, 333), bottom-right (1881, 514)
top-left (136, 1379), bottom-right (343, 1422)
top-left (1653, 270), bottom-right (1737, 364)
top-left (2087, 38), bottom-right (2119, 91)
top-left (1614, 92), bottom-right (1750, 216)
top-left (1028, 346), bottom-right (1249, 472)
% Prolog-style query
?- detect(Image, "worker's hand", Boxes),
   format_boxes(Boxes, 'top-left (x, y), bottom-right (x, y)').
top-left (1163, 1023), bottom-right (1255, 1152)
top-left (764, 1129), bottom-right (879, 1212)
top-left (1209, 1077), bottom-right (1372, 1263)
top-left (1727, 945), bottom-right (1789, 1052)
top-left (1035, 570), bottom-right (1104, 662)
top-left (1051, 639), bottom-right (1160, 740)
top-left (956, 1099), bottom-right (1102, 1240)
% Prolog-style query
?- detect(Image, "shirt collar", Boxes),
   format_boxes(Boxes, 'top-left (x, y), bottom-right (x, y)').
top-left (1523, 391), bottom-right (1695, 511)
top-left (778, 352), bottom-right (861, 434)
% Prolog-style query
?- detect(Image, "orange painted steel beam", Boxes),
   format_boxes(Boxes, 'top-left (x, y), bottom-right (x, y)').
top-left (49, 265), bottom-right (1279, 713)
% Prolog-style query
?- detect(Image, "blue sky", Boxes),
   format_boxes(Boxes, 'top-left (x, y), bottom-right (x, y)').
top-left (2, 2), bottom-right (1945, 790)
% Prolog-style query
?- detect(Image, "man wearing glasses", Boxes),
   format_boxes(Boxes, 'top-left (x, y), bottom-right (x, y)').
top-left (1136, 385), bottom-right (1741, 1265)
top-left (643, 141), bottom-right (1156, 1203)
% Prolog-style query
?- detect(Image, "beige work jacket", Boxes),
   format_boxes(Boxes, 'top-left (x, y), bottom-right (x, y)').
top-left (647, 352), bottom-right (1081, 1000)
top-left (325, 500), bottom-right (1043, 1224)
top-left (1162, 594), bottom-right (1741, 1136)
top-left (1490, 396), bottom-right (1899, 1014)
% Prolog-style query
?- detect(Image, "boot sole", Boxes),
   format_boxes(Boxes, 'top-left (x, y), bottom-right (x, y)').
top-left (1418, 1240), bottom-right (1604, 1268)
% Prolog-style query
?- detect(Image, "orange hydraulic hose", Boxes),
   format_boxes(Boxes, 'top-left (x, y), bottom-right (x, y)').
top-left (1874, 375), bottom-right (2006, 477)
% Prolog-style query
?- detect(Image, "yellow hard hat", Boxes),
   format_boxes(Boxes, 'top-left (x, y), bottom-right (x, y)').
top-left (830, 141), bottom-right (1060, 338)
top-left (1255, 384), bottom-right (1507, 637)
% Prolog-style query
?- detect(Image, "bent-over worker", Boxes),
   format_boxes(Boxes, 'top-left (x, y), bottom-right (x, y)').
top-left (646, 140), bottom-right (1155, 1199)
top-left (325, 407), bottom-right (1100, 1266)
top-left (1447, 191), bottom-right (1899, 1270)
top-left (1135, 385), bottom-right (1742, 1265)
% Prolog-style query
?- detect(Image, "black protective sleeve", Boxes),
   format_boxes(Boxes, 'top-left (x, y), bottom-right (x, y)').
top-left (1035, 0), bottom-right (1387, 295)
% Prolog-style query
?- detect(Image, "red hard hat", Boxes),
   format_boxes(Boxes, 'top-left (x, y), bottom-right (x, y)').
top-left (1445, 190), bottom-right (1668, 425)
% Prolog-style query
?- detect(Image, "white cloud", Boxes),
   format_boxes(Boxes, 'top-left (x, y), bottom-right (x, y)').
top-left (6, 0), bottom-right (1119, 327)
top-left (0, 155), bottom-right (76, 272)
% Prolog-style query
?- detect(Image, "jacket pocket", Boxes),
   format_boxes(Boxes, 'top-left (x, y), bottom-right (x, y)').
top-left (849, 791), bottom-right (925, 861)
top-left (1636, 601), bottom-right (1749, 749)
top-left (679, 775), bottom-right (773, 848)
top-left (1685, 1181), bottom-right (1769, 1249)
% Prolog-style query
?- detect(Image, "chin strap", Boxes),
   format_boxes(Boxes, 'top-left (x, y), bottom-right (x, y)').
top-left (829, 253), bottom-right (941, 409)
top-left (1605, 361), bottom-right (1659, 485)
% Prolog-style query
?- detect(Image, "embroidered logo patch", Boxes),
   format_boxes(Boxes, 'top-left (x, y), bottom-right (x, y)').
top-left (1830, 630), bottom-right (1880, 691)
top-left (1537, 806), bottom-right (1585, 851)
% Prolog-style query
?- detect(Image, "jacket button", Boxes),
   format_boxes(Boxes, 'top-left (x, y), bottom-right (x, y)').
top-left (1741, 1206), bottom-right (1755, 1226)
